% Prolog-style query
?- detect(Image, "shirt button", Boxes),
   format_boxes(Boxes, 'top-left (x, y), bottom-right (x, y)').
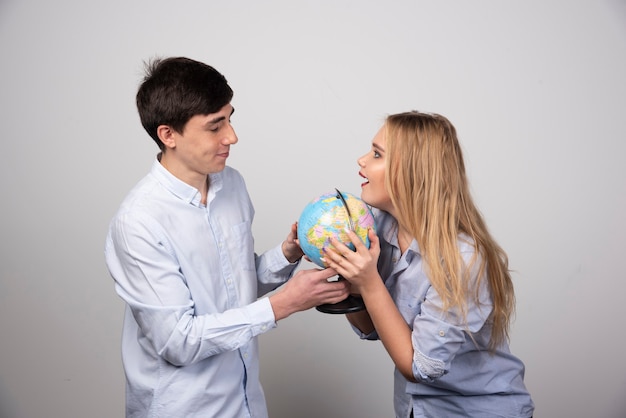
top-left (439, 330), bottom-right (445, 337)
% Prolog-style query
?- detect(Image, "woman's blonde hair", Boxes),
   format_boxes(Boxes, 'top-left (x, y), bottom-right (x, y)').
top-left (384, 111), bottom-right (515, 350)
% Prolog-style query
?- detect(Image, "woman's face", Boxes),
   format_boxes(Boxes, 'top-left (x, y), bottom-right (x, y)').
top-left (357, 126), bottom-right (394, 214)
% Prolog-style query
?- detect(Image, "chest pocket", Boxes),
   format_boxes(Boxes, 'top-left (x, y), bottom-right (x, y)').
top-left (231, 221), bottom-right (255, 271)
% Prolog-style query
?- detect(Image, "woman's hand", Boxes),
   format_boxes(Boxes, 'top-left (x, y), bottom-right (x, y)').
top-left (322, 228), bottom-right (381, 294)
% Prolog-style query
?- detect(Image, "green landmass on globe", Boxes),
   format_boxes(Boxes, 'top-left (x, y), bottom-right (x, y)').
top-left (297, 190), bottom-right (376, 268)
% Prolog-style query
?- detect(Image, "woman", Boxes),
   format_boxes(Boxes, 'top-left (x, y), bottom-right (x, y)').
top-left (323, 111), bottom-right (534, 417)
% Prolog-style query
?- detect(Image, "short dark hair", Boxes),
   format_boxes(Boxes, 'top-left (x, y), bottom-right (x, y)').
top-left (136, 57), bottom-right (234, 150)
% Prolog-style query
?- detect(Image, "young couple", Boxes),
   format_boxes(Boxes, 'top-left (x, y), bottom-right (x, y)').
top-left (105, 56), bottom-right (534, 418)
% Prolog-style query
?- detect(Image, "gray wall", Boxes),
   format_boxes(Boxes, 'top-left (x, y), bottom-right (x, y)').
top-left (1, 1), bottom-right (625, 417)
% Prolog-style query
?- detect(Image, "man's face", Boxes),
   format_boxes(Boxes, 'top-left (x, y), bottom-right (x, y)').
top-left (166, 103), bottom-right (238, 180)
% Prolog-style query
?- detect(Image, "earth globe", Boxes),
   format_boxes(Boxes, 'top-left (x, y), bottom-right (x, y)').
top-left (297, 189), bottom-right (376, 313)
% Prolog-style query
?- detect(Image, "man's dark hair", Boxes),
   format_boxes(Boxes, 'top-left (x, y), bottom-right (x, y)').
top-left (136, 57), bottom-right (234, 150)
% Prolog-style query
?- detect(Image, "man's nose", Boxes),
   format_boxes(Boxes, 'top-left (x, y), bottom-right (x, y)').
top-left (224, 124), bottom-right (238, 145)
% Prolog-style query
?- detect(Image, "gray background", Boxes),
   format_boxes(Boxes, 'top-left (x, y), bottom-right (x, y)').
top-left (1, 1), bottom-right (625, 417)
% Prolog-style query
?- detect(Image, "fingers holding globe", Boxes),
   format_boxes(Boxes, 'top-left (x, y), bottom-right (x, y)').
top-left (296, 189), bottom-right (377, 314)
top-left (297, 189), bottom-right (376, 267)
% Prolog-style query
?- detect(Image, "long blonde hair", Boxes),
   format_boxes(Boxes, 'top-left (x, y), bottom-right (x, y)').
top-left (384, 111), bottom-right (515, 350)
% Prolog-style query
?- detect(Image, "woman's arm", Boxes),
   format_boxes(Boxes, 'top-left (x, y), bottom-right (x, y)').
top-left (346, 309), bottom-right (375, 335)
top-left (326, 230), bottom-right (417, 382)
top-left (358, 276), bottom-right (416, 382)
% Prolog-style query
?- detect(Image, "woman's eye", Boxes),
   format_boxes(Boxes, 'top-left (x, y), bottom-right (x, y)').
top-left (373, 151), bottom-right (381, 158)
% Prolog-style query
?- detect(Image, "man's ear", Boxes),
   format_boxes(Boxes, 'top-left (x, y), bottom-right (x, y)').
top-left (157, 125), bottom-right (177, 150)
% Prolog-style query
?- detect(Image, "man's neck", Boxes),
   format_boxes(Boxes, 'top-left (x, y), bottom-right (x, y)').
top-left (159, 152), bottom-right (209, 203)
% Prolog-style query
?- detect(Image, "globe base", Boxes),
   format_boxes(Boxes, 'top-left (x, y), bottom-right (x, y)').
top-left (316, 294), bottom-right (366, 314)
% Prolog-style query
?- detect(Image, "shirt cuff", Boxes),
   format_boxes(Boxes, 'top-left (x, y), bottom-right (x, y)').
top-left (350, 323), bottom-right (379, 340)
top-left (266, 244), bottom-right (300, 273)
top-left (248, 297), bottom-right (278, 335)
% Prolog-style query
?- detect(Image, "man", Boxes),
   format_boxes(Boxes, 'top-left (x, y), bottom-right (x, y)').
top-left (105, 56), bottom-right (348, 417)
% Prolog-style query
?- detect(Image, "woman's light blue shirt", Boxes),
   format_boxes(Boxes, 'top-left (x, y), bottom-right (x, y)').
top-left (359, 209), bottom-right (534, 418)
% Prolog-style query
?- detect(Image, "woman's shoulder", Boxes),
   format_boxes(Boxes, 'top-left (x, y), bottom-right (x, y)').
top-left (457, 233), bottom-right (477, 254)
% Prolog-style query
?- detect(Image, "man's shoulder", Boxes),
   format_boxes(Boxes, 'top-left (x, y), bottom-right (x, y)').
top-left (216, 166), bottom-right (247, 190)
top-left (221, 165), bottom-right (243, 180)
top-left (113, 174), bottom-right (164, 217)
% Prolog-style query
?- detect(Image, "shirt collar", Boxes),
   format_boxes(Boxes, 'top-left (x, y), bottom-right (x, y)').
top-left (150, 156), bottom-right (222, 207)
top-left (207, 171), bottom-right (223, 205)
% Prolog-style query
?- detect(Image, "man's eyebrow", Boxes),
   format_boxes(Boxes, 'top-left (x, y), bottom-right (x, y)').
top-left (207, 116), bottom-right (225, 125)
top-left (206, 107), bottom-right (235, 125)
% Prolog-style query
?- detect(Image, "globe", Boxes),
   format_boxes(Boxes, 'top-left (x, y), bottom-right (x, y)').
top-left (297, 190), bottom-right (376, 268)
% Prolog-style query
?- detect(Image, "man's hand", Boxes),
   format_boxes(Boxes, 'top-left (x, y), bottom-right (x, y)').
top-left (281, 221), bottom-right (305, 263)
top-left (269, 267), bottom-right (349, 320)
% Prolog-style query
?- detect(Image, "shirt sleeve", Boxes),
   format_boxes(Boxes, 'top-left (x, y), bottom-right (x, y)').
top-left (411, 252), bottom-right (493, 382)
top-left (350, 323), bottom-right (379, 340)
top-left (255, 245), bottom-right (300, 297)
top-left (105, 211), bottom-right (277, 367)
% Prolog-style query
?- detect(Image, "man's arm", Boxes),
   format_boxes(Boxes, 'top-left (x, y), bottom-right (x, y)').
top-left (106, 212), bottom-right (276, 366)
